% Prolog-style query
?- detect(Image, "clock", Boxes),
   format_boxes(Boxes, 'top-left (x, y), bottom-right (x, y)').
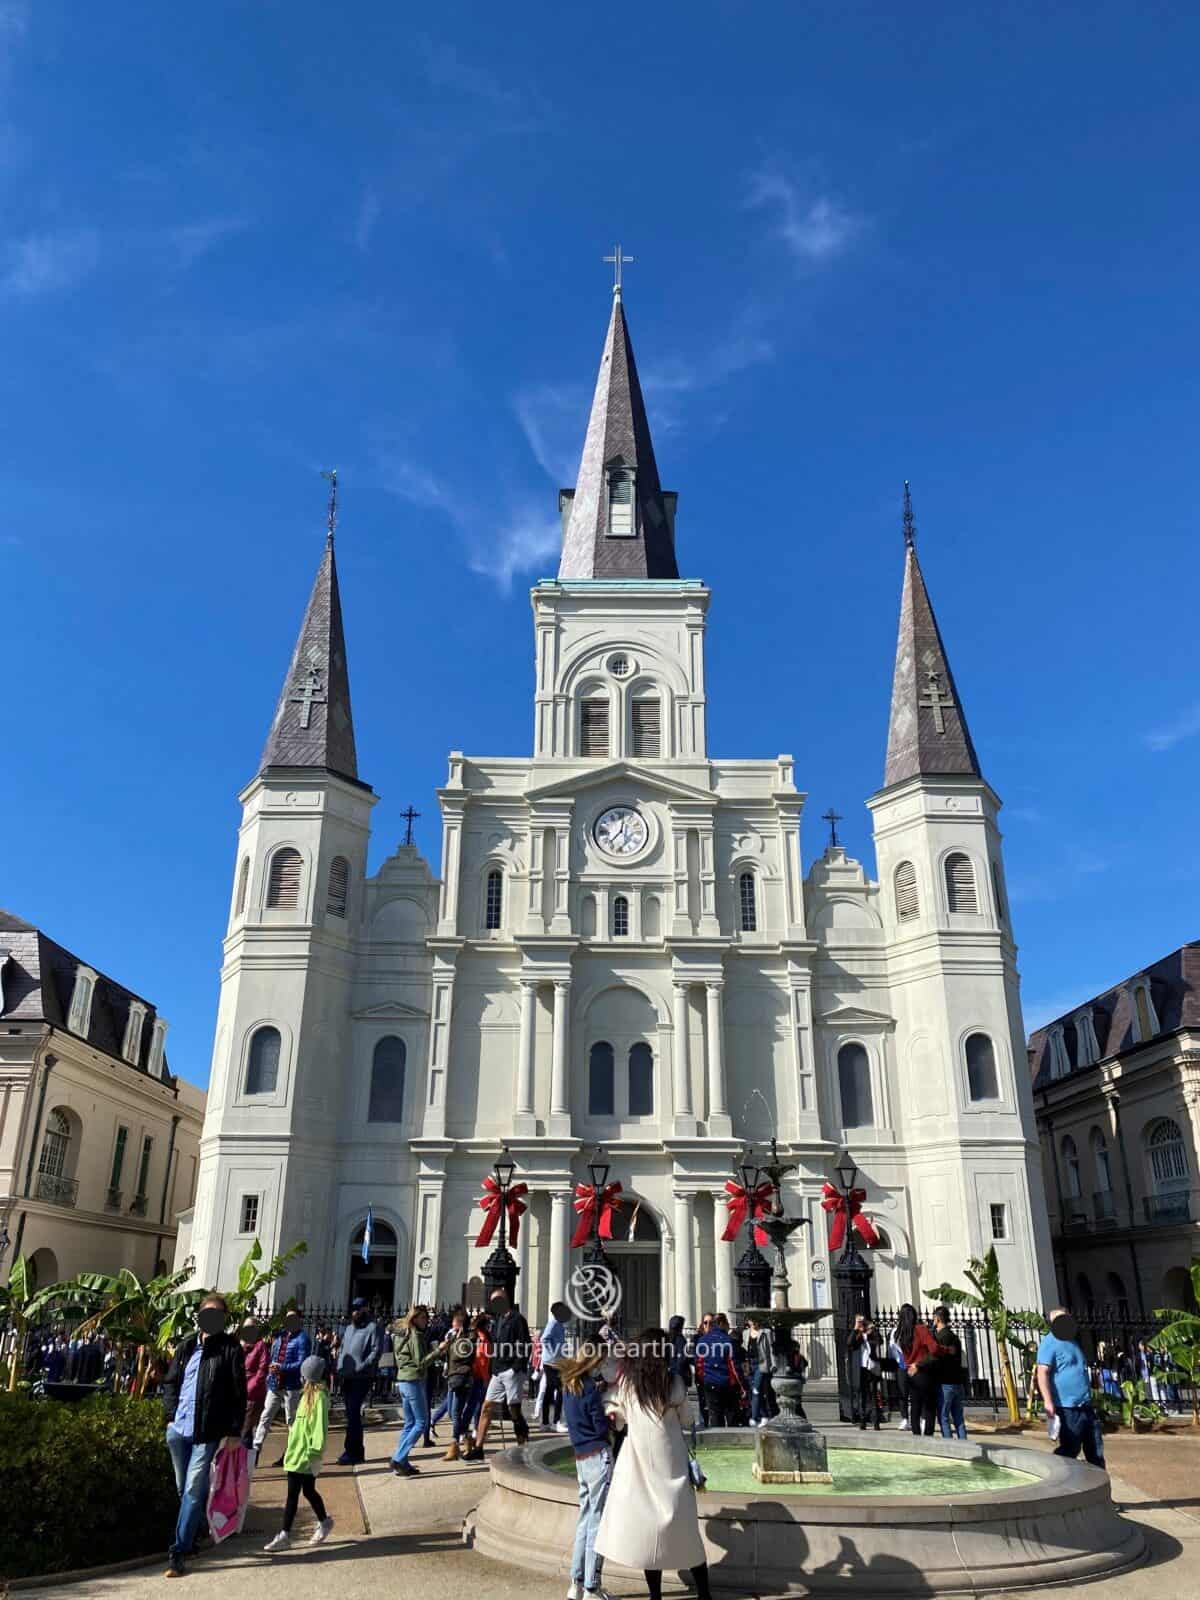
top-left (593, 805), bottom-right (649, 858)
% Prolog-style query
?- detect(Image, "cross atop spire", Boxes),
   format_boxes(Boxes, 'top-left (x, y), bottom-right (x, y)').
top-left (321, 467), bottom-right (338, 545)
top-left (603, 243), bottom-right (634, 300)
top-left (902, 480), bottom-right (916, 549)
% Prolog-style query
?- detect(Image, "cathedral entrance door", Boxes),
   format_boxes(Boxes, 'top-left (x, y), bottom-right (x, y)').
top-left (348, 1219), bottom-right (397, 1313)
top-left (606, 1201), bottom-right (660, 1334)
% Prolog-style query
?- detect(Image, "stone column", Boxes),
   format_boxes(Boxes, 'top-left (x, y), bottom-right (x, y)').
top-left (514, 1204), bottom-right (532, 1316)
top-left (550, 980), bottom-right (571, 1125)
top-left (713, 1191), bottom-right (735, 1318)
top-left (673, 1192), bottom-right (695, 1327)
top-left (549, 1190), bottom-right (572, 1306)
top-left (672, 982), bottom-right (694, 1133)
top-left (705, 980), bottom-right (731, 1135)
top-left (515, 979), bottom-right (537, 1134)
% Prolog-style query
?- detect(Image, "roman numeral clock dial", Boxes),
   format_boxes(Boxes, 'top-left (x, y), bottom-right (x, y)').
top-left (593, 805), bottom-right (648, 858)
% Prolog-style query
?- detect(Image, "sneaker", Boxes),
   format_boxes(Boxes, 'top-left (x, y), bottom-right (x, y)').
top-left (566, 1586), bottom-right (583, 1600)
top-left (309, 1516), bottom-right (334, 1546)
top-left (263, 1531), bottom-right (291, 1553)
top-left (898, 1418), bottom-right (909, 1430)
top-left (335, 1452), bottom-right (361, 1466)
top-left (391, 1459), bottom-right (419, 1476)
top-left (585, 1590), bottom-right (616, 1600)
top-left (555, 1421), bottom-right (570, 1433)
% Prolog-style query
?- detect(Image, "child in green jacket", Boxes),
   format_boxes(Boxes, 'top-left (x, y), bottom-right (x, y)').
top-left (264, 1355), bottom-right (334, 1551)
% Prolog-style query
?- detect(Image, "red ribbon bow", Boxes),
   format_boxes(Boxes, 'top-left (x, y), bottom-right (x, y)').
top-left (474, 1176), bottom-right (529, 1248)
top-left (570, 1181), bottom-right (624, 1249)
top-left (721, 1178), bottom-right (776, 1246)
top-left (820, 1181), bottom-right (879, 1251)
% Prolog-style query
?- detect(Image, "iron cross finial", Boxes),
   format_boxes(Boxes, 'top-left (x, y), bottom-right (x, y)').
top-left (603, 243), bottom-right (634, 298)
top-left (321, 468), bottom-right (338, 545)
top-left (902, 480), bottom-right (916, 550)
top-left (821, 808), bottom-right (844, 848)
top-left (399, 805), bottom-right (421, 848)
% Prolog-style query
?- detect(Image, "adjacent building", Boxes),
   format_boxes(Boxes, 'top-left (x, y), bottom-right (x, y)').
top-left (0, 910), bottom-right (204, 1285)
top-left (188, 288), bottom-right (1054, 1326)
top-left (1029, 943), bottom-right (1200, 1316)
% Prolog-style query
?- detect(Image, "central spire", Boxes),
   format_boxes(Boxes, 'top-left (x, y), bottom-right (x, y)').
top-left (557, 296), bottom-right (679, 580)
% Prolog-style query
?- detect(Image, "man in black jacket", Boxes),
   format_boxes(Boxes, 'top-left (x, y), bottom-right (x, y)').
top-left (161, 1293), bottom-right (247, 1579)
top-left (463, 1290), bottom-right (531, 1459)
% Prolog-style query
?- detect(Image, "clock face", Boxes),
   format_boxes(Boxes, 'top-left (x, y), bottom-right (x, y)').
top-left (593, 806), bottom-right (649, 858)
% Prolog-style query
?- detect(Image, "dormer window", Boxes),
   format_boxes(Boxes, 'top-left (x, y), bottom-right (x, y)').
top-left (1074, 1008), bottom-right (1100, 1067)
top-left (147, 1017), bottom-right (168, 1079)
top-left (607, 467), bottom-right (635, 536)
top-left (1131, 979), bottom-right (1158, 1044)
top-left (67, 965), bottom-right (97, 1037)
top-left (122, 1001), bottom-right (148, 1065)
top-left (1048, 1024), bottom-right (1071, 1080)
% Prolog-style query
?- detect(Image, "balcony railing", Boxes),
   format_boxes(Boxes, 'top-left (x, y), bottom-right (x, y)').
top-left (129, 1192), bottom-right (149, 1217)
top-left (105, 1186), bottom-right (123, 1211)
top-left (1092, 1189), bottom-right (1117, 1226)
top-left (1143, 1191), bottom-right (1191, 1224)
top-left (35, 1172), bottom-right (78, 1208)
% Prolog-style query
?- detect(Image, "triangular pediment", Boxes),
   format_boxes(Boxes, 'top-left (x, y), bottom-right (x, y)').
top-left (817, 1004), bottom-right (896, 1029)
top-left (352, 1000), bottom-right (430, 1022)
top-left (526, 760), bottom-right (716, 805)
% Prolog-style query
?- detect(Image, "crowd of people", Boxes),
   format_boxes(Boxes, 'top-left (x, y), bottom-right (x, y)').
top-left (846, 1304), bottom-right (971, 1440)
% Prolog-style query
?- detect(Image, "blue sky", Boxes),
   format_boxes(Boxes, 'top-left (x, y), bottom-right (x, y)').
top-left (3, 2), bottom-right (1197, 1088)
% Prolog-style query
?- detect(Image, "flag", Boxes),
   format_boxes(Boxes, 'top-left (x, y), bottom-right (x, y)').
top-left (361, 1206), bottom-right (373, 1264)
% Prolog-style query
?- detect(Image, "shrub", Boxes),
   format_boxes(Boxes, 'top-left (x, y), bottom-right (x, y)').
top-left (0, 1391), bottom-right (177, 1579)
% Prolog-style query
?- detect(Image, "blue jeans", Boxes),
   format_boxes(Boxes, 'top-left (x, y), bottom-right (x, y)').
top-left (1055, 1404), bottom-right (1105, 1469)
top-left (939, 1383), bottom-right (967, 1439)
top-left (165, 1428), bottom-right (219, 1561)
top-left (461, 1376), bottom-right (485, 1436)
top-left (570, 1448), bottom-right (611, 1591)
top-left (750, 1371), bottom-right (775, 1423)
top-left (393, 1379), bottom-right (430, 1464)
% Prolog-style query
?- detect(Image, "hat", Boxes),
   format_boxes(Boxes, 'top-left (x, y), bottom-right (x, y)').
top-left (350, 1297), bottom-right (367, 1309)
top-left (300, 1355), bottom-right (327, 1385)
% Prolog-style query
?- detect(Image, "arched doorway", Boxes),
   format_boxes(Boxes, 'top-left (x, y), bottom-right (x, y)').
top-left (1163, 1266), bottom-right (1198, 1313)
top-left (605, 1199), bottom-right (660, 1333)
top-left (347, 1219), bottom-right (398, 1311)
top-left (29, 1246), bottom-right (59, 1288)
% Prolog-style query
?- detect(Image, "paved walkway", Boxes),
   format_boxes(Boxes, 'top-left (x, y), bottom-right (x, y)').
top-left (19, 1419), bottom-right (1200, 1598)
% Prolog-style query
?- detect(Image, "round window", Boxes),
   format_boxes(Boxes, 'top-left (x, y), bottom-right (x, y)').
top-left (608, 654), bottom-right (632, 678)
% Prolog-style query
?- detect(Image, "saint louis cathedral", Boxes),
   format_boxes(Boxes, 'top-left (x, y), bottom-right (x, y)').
top-left (186, 286), bottom-right (1055, 1329)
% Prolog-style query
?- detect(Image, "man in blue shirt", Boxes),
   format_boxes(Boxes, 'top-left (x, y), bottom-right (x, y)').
top-left (1036, 1309), bottom-right (1104, 1469)
top-left (252, 1311), bottom-right (312, 1459)
top-left (539, 1300), bottom-right (572, 1431)
top-left (695, 1314), bottom-right (742, 1428)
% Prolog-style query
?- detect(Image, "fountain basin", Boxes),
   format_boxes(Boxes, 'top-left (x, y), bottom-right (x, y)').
top-left (469, 1430), bottom-right (1145, 1594)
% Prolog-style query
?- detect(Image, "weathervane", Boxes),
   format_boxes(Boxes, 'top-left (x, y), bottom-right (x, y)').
top-left (400, 806), bottom-right (421, 848)
top-left (821, 808), bottom-right (843, 849)
top-left (321, 467), bottom-right (338, 545)
top-left (603, 243), bottom-right (634, 298)
top-left (902, 480), bottom-right (916, 549)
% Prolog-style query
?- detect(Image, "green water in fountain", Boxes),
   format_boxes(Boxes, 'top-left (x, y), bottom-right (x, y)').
top-left (552, 1446), bottom-right (1034, 1497)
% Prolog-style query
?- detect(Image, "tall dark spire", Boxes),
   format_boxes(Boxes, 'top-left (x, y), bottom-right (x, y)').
top-left (884, 485), bottom-right (981, 787)
top-left (259, 503), bottom-right (359, 784)
top-left (557, 295), bottom-right (679, 580)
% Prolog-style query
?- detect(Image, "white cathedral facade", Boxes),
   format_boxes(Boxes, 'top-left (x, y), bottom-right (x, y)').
top-left (188, 290), bottom-right (1055, 1328)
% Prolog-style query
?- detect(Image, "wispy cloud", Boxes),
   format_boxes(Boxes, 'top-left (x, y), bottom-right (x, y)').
top-left (746, 170), bottom-right (864, 265)
top-left (163, 215), bottom-right (247, 269)
top-left (1145, 702), bottom-right (1200, 753)
top-left (418, 37), bottom-right (519, 112)
top-left (1007, 848), bottom-right (1110, 906)
top-left (0, 1), bottom-right (29, 66)
top-left (355, 188), bottom-right (381, 254)
top-left (513, 382), bottom-right (586, 485)
top-left (1, 229), bottom-right (99, 297)
top-left (468, 504), bottom-right (560, 591)
top-left (0, 214), bottom-right (247, 301)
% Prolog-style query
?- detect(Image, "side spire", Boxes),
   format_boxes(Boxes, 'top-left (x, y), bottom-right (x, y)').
top-left (557, 291), bottom-right (679, 580)
top-left (884, 483), bottom-right (981, 787)
top-left (259, 477), bottom-right (360, 783)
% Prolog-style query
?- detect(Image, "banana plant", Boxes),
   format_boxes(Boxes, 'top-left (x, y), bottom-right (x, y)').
top-left (71, 1262), bottom-right (203, 1396)
top-left (219, 1237), bottom-right (308, 1324)
top-left (1150, 1260), bottom-right (1200, 1426)
top-left (925, 1247), bottom-right (1047, 1425)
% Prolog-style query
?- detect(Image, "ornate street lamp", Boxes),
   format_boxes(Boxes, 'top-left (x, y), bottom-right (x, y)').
top-left (481, 1144), bottom-right (520, 1304)
top-left (733, 1143), bottom-right (772, 1310)
top-left (829, 1147), bottom-right (874, 1421)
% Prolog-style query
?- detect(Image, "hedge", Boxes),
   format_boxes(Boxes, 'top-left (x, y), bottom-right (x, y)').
top-left (0, 1391), bottom-right (178, 1579)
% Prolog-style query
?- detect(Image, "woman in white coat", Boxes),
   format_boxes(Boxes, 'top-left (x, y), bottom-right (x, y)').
top-left (594, 1329), bottom-right (713, 1600)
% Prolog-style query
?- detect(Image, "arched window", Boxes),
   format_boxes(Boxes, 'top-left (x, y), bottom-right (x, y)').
top-left (837, 1042), bottom-right (873, 1129)
top-left (1075, 1272), bottom-right (1095, 1313)
top-left (580, 698), bottom-right (610, 757)
top-left (631, 696), bottom-right (661, 758)
top-left (965, 1033), bottom-right (999, 1101)
top-left (234, 857), bottom-right (250, 916)
top-left (1147, 1118), bottom-right (1188, 1190)
top-left (991, 860), bottom-right (1006, 923)
top-left (1090, 1127), bottom-right (1113, 1193)
top-left (1106, 1272), bottom-right (1129, 1317)
top-left (894, 860), bottom-right (919, 922)
top-left (644, 895), bottom-right (662, 939)
top-left (739, 872), bottom-right (757, 933)
top-left (944, 852), bottom-right (978, 913)
top-left (589, 1041), bottom-right (615, 1117)
top-left (266, 847), bottom-right (302, 910)
top-left (612, 895), bottom-right (629, 938)
top-left (246, 1026), bottom-right (281, 1096)
top-left (628, 1042), bottom-right (654, 1116)
top-left (326, 855), bottom-right (350, 918)
top-left (368, 1036), bottom-right (406, 1123)
top-left (485, 868), bottom-right (503, 931)
top-left (1062, 1134), bottom-right (1082, 1199)
top-left (38, 1109), bottom-right (71, 1179)
top-left (867, 1225), bottom-right (892, 1251)
top-left (580, 894), bottom-right (597, 938)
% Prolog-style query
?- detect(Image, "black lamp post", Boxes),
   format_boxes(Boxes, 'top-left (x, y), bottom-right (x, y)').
top-left (733, 1143), bottom-right (772, 1310)
top-left (481, 1144), bottom-right (520, 1305)
top-left (583, 1145), bottom-right (610, 1265)
top-left (830, 1147), bottom-right (874, 1421)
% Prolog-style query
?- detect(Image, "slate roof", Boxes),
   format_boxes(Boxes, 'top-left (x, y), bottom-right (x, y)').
top-left (259, 535), bottom-right (360, 783)
top-left (883, 537), bottom-right (982, 788)
top-left (557, 294), bottom-right (680, 580)
top-left (1028, 942), bottom-right (1200, 1090)
top-left (0, 908), bottom-right (173, 1082)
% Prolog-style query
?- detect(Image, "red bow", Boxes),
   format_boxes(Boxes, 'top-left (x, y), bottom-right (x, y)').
top-left (820, 1181), bottom-right (879, 1251)
top-left (474, 1176), bottom-right (529, 1247)
top-left (570, 1181), bottom-right (624, 1249)
top-left (721, 1178), bottom-right (775, 1246)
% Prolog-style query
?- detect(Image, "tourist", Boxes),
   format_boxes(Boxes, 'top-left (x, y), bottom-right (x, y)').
top-left (424, 1307), bottom-right (450, 1444)
top-left (561, 1341), bottom-right (615, 1600)
top-left (161, 1293), bottom-right (247, 1580)
top-left (540, 1300), bottom-right (573, 1431)
top-left (464, 1290), bottom-right (533, 1459)
top-left (896, 1304), bottom-right (939, 1437)
top-left (745, 1314), bottom-right (777, 1427)
top-left (695, 1312), bottom-right (740, 1428)
top-left (666, 1315), bottom-right (692, 1388)
top-left (252, 1310), bottom-right (312, 1458)
top-left (888, 1328), bottom-right (910, 1430)
top-left (694, 1313), bottom-right (714, 1425)
top-left (594, 1328), bottom-right (713, 1600)
top-left (931, 1307), bottom-right (968, 1440)
top-left (239, 1318), bottom-right (270, 1448)
top-left (438, 1308), bottom-right (476, 1461)
top-left (846, 1313), bottom-right (884, 1430)
top-left (336, 1296), bottom-right (385, 1465)
top-left (461, 1311), bottom-right (492, 1444)
top-left (1036, 1309), bottom-right (1105, 1470)
top-left (390, 1306), bottom-right (450, 1477)
top-left (263, 1354), bottom-right (335, 1551)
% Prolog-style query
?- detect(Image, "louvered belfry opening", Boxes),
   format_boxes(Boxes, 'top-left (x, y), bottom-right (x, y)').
top-left (580, 699), bottom-right (610, 757)
top-left (894, 860), bottom-right (919, 921)
top-left (631, 698), bottom-right (661, 758)
top-left (267, 847), bottom-right (303, 909)
top-left (944, 852), bottom-right (978, 913)
top-left (607, 467), bottom-right (635, 535)
top-left (326, 855), bottom-right (350, 918)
